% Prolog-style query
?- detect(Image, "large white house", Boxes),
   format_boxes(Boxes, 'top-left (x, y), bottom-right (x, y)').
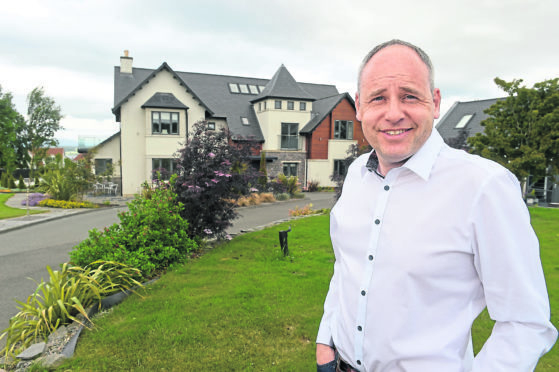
top-left (92, 51), bottom-right (366, 196)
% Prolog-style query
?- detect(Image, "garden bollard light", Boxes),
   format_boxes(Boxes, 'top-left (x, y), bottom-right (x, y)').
top-left (279, 226), bottom-right (291, 256)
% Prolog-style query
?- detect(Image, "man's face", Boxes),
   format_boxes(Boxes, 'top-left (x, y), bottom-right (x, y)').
top-left (355, 45), bottom-right (441, 174)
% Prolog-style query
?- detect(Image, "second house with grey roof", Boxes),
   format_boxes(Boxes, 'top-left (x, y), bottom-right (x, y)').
top-left (93, 51), bottom-right (366, 196)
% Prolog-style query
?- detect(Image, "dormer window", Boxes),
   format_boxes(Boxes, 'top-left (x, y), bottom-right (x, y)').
top-left (152, 111), bottom-right (179, 135)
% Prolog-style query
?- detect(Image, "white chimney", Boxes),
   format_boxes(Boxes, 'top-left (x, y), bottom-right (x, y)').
top-left (120, 50), bottom-right (133, 74)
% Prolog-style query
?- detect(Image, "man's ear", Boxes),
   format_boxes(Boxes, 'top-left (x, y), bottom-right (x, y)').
top-left (355, 92), bottom-right (362, 121)
top-left (433, 88), bottom-right (441, 119)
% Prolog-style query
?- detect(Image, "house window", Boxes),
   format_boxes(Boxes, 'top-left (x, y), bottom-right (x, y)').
top-left (228, 83), bottom-right (239, 93)
top-left (283, 162), bottom-right (298, 177)
top-left (239, 84), bottom-right (249, 94)
top-left (249, 85), bottom-right (259, 94)
top-left (241, 117), bottom-right (250, 125)
top-left (264, 101), bottom-right (267, 110)
top-left (300, 102), bottom-right (306, 111)
top-left (207, 122), bottom-right (216, 130)
top-left (334, 120), bottom-right (353, 139)
top-left (152, 111), bottom-right (179, 135)
top-left (333, 159), bottom-right (347, 178)
top-left (152, 158), bottom-right (177, 180)
top-left (258, 102), bottom-right (261, 112)
top-left (281, 123), bottom-right (299, 150)
top-left (287, 101), bottom-right (294, 110)
top-left (275, 100), bottom-right (282, 109)
top-left (95, 159), bottom-right (112, 175)
top-left (455, 114), bottom-right (473, 129)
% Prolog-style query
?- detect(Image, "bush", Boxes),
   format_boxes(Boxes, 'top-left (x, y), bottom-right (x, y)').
top-left (277, 174), bottom-right (300, 195)
top-left (8, 174), bottom-right (16, 189)
top-left (259, 192), bottom-right (276, 203)
top-left (0, 172), bottom-right (7, 188)
top-left (288, 203), bottom-right (315, 217)
top-left (17, 175), bottom-right (25, 189)
top-left (40, 157), bottom-right (96, 201)
top-left (0, 261), bottom-right (142, 359)
top-left (39, 199), bottom-right (97, 209)
top-left (306, 179), bottom-right (320, 192)
top-left (275, 192), bottom-right (290, 201)
top-left (21, 193), bottom-right (48, 206)
top-left (174, 120), bottom-right (260, 240)
top-left (70, 177), bottom-right (197, 277)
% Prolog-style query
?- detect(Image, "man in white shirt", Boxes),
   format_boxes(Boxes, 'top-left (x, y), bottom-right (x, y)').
top-left (316, 39), bottom-right (557, 372)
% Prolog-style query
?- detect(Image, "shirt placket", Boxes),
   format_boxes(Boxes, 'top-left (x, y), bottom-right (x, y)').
top-left (353, 171), bottom-right (397, 370)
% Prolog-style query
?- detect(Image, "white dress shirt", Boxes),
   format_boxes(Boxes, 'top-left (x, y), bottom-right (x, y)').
top-left (317, 129), bottom-right (557, 371)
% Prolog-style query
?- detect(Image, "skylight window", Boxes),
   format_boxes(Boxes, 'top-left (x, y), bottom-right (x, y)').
top-left (239, 84), bottom-right (249, 94)
top-left (228, 83), bottom-right (239, 93)
top-left (455, 114), bottom-right (473, 129)
top-left (258, 86), bottom-right (265, 92)
top-left (241, 117), bottom-right (250, 125)
top-left (249, 85), bottom-right (259, 94)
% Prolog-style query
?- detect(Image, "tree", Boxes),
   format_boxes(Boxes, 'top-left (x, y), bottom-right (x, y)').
top-left (468, 78), bottom-right (559, 187)
top-left (444, 128), bottom-right (470, 150)
top-left (174, 121), bottom-right (259, 240)
top-left (19, 87), bottom-right (63, 178)
top-left (0, 85), bottom-right (26, 174)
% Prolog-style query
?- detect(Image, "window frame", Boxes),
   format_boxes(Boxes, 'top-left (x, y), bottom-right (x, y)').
top-left (281, 122), bottom-right (299, 150)
top-left (152, 158), bottom-right (178, 180)
top-left (300, 102), bottom-right (306, 111)
top-left (275, 100), bottom-right (282, 109)
top-left (152, 111), bottom-right (179, 135)
top-left (207, 122), bottom-right (216, 130)
top-left (282, 162), bottom-right (298, 177)
top-left (333, 159), bottom-right (348, 178)
top-left (334, 120), bottom-right (354, 140)
top-left (228, 83), bottom-right (240, 93)
top-left (95, 158), bottom-right (112, 176)
top-left (287, 101), bottom-right (294, 110)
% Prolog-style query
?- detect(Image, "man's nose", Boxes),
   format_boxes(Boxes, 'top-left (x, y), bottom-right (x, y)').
top-left (385, 99), bottom-right (404, 123)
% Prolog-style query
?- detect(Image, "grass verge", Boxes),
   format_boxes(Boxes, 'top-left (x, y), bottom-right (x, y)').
top-left (59, 208), bottom-right (558, 371)
top-left (0, 193), bottom-right (46, 220)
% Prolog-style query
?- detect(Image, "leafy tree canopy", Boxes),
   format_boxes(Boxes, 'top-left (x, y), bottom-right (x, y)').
top-left (468, 77), bottom-right (559, 183)
top-left (0, 85), bottom-right (26, 172)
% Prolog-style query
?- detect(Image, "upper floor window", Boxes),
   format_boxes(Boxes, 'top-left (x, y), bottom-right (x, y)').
top-left (275, 100), bottom-right (282, 109)
top-left (152, 112), bottom-right (179, 135)
top-left (207, 122), bottom-right (216, 130)
top-left (334, 120), bottom-right (353, 139)
top-left (287, 101), bottom-right (294, 110)
top-left (249, 85), bottom-right (259, 94)
top-left (239, 84), bottom-right (249, 94)
top-left (300, 102), bottom-right (306, 111)
top-left (281, 123), bottom-right (299, 150)
top-left (264, 101), bottom-right (267, 110)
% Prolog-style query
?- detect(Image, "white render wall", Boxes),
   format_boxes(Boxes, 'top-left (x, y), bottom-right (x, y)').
top-left (93, 134), bottom-right (121, 177)
top-left (119, 69), bottom-right (207, 195)
top-left (307, 139), bottom-right (357, 187)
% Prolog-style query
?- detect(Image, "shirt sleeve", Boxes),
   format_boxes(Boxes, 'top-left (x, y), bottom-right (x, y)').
top-left (470, 169), bottom-right (558, 371)
top-left (316, 211), bottom-right (341, 347)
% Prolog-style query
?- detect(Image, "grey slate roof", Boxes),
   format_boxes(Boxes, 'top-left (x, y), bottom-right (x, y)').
top-left (113, 63), bottom-right (339, 141)
top-left (141, 92), bottom-right (189, 109)
top-left (250, 64), bottom-right (315, 102)
top-left (436, 98), bottom-right (504, 140)
top-left (300, 93), bottom-right (355, 134)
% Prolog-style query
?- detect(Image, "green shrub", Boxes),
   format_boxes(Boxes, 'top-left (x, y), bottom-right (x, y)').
top-left (275, 192), bottom-right (290, 201)
top-left (69, 176), bottom-right (197, 277)
top-left (17, 175), bottom-right (25, 189)
top-left (0, 261), bottom-right (142, 360)
top-left (8, 175), bottom-right (16, 189)
top-left (39, 199), bottom-right (97, 209)
top-left (277, 174), bottom-right (299, 195)
top-left (0, 172), bottom-right (7, 188)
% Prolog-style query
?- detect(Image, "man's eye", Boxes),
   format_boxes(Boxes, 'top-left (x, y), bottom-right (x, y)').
top-left (404, 95), bottom-right (418, 100)
top-left (371, 96), bottom-right (384, 102)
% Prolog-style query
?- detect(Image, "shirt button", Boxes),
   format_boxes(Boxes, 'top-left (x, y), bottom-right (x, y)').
top-left (357, 360), bottom-right (362, 365)
top-left (374, 219), bottom-right (380, 225)
top-left (384, 185), bottom-right (390, 191)
top-left (368, 255), bottom-right (373, 261)
top-left (361, 290), bottom-right (366, 296)
top-left (357, 325), bottom-right (362, 331)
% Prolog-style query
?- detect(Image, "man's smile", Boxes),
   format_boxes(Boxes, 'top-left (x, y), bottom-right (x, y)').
top-left (381, 128), bottom-right (412, 136)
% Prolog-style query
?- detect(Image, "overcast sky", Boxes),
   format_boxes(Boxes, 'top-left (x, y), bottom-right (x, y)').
top-left (1, 0), bottom-right (557, 146)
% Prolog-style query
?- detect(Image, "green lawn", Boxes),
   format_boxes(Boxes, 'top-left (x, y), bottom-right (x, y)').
top-left (0, 193), bottom-right (45, 220)
top-left (58, 208), bottom-right (558, 371)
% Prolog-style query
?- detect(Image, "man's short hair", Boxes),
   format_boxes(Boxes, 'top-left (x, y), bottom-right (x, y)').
top-left (357, 39), bottom-right (435, 95)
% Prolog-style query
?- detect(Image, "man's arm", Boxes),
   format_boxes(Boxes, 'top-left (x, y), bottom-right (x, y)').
top-left (316, 343), bottom-right (336, 364)
top-left (471, 170), bottom-right (557, 370)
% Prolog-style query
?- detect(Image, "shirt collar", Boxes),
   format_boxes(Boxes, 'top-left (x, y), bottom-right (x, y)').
top-left (365, 129), bottom-right (444, 181)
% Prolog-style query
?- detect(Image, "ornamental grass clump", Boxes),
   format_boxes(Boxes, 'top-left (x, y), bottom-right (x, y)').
top-left (70, 175), bottom-right (197, 277)
top-left (0, 261), bottom-right (143, 360)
